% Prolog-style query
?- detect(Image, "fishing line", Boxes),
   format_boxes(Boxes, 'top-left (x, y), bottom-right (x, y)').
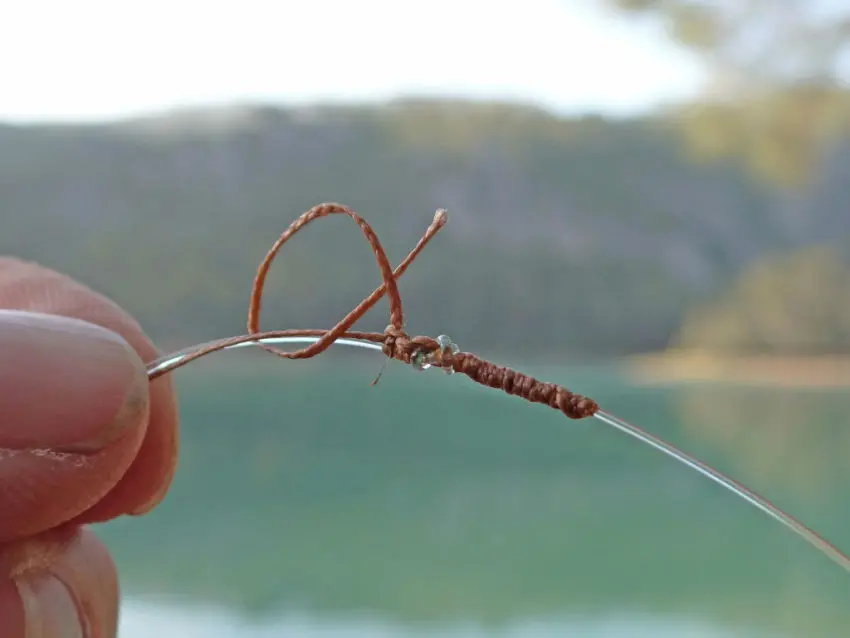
top-left (144, 202), bottom-right (850, 576)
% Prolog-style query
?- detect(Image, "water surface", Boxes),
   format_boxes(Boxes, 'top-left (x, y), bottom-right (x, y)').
top-left (101, 356), bottom-right (850, 636)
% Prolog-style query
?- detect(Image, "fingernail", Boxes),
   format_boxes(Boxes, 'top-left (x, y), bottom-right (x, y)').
top-left (56, 372), bottom-right (148, 454)
top-left (0, 310), bottom-right (148, 451)
top-left (15, 572), bottom-right (86, 638)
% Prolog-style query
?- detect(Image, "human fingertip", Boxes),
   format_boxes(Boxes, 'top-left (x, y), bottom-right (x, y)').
top-left (6, 529), bottom-right (119, 638)
top-left (55, 365), bottom-right (149, 454)
top-left (0, 310), bottom-right (149, 452)
top-left (0, 579), bottom-right (25, 637)
top-left (14, 572), bottom-right (86, 638)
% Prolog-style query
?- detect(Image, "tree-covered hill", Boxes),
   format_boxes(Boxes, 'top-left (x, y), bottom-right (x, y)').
top-left (2, 100), bottom-right (847, 356)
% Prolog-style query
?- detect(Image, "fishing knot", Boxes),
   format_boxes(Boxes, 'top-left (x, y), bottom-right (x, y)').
top-left (381, 326), bottom-right (452, 371)
top-left (381, 325), bottom-right (410, 362)
top-left (382, 330), bottom-right (459, 374)
top-left (450, 352), bottom-right (598, 418)
top-left (381, 325), bottom-right (428, 363)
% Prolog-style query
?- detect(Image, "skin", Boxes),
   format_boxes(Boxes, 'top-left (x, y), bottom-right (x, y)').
top-left (0, 257), bottom-right (180, 637)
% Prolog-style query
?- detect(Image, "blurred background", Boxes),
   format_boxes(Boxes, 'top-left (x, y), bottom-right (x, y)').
top-left (3, 0), bottom-right (850, 635)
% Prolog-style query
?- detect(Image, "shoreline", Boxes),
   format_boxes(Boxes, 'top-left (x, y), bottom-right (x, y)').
top-left (625, 351), bottom-right (850, 388)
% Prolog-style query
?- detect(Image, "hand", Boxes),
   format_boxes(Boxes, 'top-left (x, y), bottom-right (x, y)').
top-left (0, 258), bottom-right (179, 637)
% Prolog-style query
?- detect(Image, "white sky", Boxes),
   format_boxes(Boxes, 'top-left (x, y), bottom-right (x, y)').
top-left (0, 0), bottom-right (707, 122)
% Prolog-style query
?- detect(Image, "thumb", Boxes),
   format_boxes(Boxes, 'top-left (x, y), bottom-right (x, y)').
top-left (0, 309), bottom-right (146, 451)
top-left (0, 310), bottom-right (149, 541)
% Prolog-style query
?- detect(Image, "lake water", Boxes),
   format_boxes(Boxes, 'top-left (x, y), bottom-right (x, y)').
top-left (99, 356), bottom-right (850, 637)
top-left (118, 597), bottom-right (779, 637)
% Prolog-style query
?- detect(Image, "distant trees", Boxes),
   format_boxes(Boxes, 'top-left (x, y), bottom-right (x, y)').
top-left (608, 0), bottom-right (850, 186)
top-left (675, 246), bottom-right (850, 354)
top-left (5, 101), bottom-right (849, 356)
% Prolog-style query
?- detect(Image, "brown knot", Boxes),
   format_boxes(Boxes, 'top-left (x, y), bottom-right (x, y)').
top-left (381, 325), bottom-right (409, 362)
top-left (382, 325), bottom-right (440, 365)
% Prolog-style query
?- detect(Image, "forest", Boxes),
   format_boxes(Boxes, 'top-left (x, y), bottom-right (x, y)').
top-left (2, 98), bottom-right (849, 357)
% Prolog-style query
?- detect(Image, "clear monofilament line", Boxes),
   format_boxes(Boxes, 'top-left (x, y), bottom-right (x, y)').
top-left (145, 335), bottom-right (850, 575)
top-left (145, 335), bottom-right (384, 379)
top-left (592, 409), bottom-right (850, 574)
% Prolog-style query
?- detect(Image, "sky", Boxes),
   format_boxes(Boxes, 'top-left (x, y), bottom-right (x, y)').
top-left (0, 0), bottom-right (707, 123)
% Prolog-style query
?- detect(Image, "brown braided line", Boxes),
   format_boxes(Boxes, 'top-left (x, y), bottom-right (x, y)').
top-left (146, 202), bottom-right (598, 419)
top-left (451, 352), bottom-right (598, 418)
top-left (148, 203), bottom-right (445, 377)
top-left (246, 202), bottom-right (412, 360)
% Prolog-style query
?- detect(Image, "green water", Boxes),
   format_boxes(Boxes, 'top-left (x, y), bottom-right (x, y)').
top-left (101, 356), bottom-right (850, 636)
